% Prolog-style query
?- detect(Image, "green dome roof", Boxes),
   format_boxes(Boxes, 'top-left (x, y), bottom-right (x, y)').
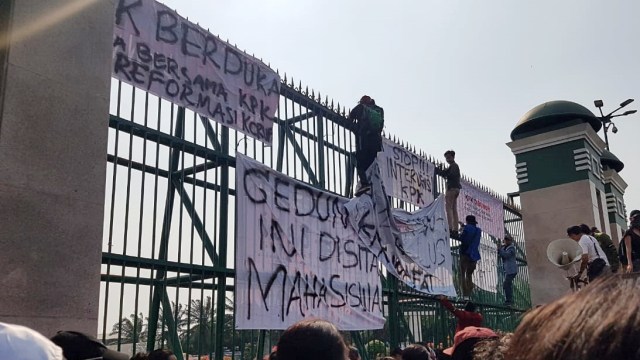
top-left (601, 149), bottom-right (624, 172)
top-left (511, 101), bottom-right (602, 140)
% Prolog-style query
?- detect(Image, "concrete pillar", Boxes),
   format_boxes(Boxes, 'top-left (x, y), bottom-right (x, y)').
top-left (507, 101), bottom-right (611, 305)
top-left (0, 0), bottom-right (114, 336)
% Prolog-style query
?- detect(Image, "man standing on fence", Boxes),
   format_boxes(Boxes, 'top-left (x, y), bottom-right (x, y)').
top-left (498, 235), bottom-right (518, 306)
top-left (347, 95), bottom-right (384, 196)
top-left (459, 215), bottom-right (481, 298)
top-left (436, 150), bottom-right (462, 237)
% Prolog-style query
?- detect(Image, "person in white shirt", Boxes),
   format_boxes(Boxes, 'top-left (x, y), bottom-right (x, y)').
top-left (567, 225), bottom-right (611, 282)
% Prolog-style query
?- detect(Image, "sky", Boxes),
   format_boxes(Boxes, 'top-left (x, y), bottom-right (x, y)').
top-left (159, 0), bottom-right (640, 212)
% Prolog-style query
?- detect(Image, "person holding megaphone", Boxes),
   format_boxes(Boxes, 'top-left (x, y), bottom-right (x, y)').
top-left (567, 225), bottom-right (611, 283)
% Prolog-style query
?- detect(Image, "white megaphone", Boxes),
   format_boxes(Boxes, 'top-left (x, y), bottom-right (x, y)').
top-left (547, 238), bottom-right (583, 270)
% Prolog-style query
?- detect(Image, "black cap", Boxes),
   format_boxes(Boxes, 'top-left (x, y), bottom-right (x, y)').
top-left (50, 331), bottom-right (129, 360)
top-left (465, 215), bottom-right (477, 225)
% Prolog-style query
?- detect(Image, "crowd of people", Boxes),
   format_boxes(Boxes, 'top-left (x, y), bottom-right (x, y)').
top-left (565, 208), bottom-right (640, 285)
top-left (6, 273), bottom-right (640, 360)
top-left (0, 324), bottom-right (181, 360)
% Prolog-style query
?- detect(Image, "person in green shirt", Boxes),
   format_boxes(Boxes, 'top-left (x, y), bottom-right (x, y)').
top-left (590, 226), bottom-right (620, 273)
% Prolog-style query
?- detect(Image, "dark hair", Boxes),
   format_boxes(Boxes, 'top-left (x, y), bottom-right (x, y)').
top-left (453, 338), bottom-right (482, 360)
top-left (566, 225), bottom-right (582, 236)
top-left (276, 319), bottom-right (347, 360)
top-left (402, 344), bottom-right (428, 360)
top-left (348, 345), bottom-right (360, 360)
top-left (579, 224), bottom-right (592, 235)
top-left (131, 353), bottom-right (149, 360)
top-left (444, 150), bottom-right (456, 157)
top-left (391, 347), bottom-right (403, 356)
top-left (360, 95), bottom-right (372, 104)
top-left (506, 275), bottom-right (640, 360)
top-left (591, 227), bottom-right (599, 234)
top-left (630, 209), bottom-right (640, 218)
top-left (148, 349), bottom-right (174, 360)
top-left (464, 301), bottom-right (477, 312)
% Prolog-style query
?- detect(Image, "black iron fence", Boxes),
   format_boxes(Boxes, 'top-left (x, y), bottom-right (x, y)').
top-left (101, 75), bottom-right (530, 360)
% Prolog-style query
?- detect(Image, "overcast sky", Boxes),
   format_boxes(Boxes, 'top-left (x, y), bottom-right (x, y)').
top-left (159, 0), bottom-right (640, 215)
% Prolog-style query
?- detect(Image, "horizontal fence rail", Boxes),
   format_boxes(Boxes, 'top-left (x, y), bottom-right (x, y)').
top-left (101, 77), bottom-right (530, 360)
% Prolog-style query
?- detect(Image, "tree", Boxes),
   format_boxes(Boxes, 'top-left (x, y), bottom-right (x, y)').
top-left (146, 301), bottom-right (187, 350)
top-left (111, 312), bottom-right (146, 344)
top-left (181, 296), bottom-right (216, 355)
top-left (181, 295), bottom-right (235, 355)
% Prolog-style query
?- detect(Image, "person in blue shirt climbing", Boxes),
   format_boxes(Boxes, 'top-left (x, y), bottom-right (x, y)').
top-left (459, 215), bottom-right (481, 298)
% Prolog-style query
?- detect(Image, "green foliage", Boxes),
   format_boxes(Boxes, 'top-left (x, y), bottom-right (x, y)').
top-left (365, 339), bottom-right (388, 358)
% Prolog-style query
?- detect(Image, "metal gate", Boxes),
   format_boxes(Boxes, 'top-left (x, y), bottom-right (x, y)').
top-left (101, 75), bottom-right (530, 360)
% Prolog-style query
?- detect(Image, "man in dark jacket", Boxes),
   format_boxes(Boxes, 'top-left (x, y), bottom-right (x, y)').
top-left (347, 95), bottom-right (384, 195)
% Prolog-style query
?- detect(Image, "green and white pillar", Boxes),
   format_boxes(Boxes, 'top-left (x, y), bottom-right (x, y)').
top-left (506, 101), bottom-right (626, 305)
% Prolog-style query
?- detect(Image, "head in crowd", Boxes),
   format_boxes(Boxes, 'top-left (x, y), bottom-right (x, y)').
top-left (401, 344), bottom-right (428, 360)
top-left (579, 224), bottom-right (592, 235)
top-left (276, 318), bottom-right (347, 360)
top-left (464, 301), bottom-right (477, 312)
top-left (591, 227), bottom-right (599, 234)
top-left (631, 210), bottom-right (640, 228)
top-left (566, 225), bottom-right (584, 240)
top-left (444, 150), bottom-right (456, 163)
top-left (131, 353), bottom-right (149, 360)
top-left (349, 345), bottom-right (361, 360)
top-left (0, 322), bottom-right (64, 360)
top-left (50, 330), bottom-right (129, 360)
top-left (390, 346), bottom-right (403, 360)
top-left (263, 346), bottom-right (277, 360)
top-left (443, 327), bottom-right (498, 360)
top-left (147, 348), bottom-right (176, 360)
top-left (472, 332), bottom-right (512, 360)
top-left (465, 215), bottom-right (478, 225)
top-left (506, 275), bottom-right (640, 360)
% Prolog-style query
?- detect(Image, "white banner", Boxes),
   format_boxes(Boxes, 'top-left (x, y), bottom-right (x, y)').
top-left (473, 237), bottom-right (498, 293)
top-left (112, 0), bottom-right (280, 144)
top-left (457, 180), bottom-right (504, 239)
top-left (377, 138), bottom-right (435, 207)
top-left (235, 154), bottom-right (385, 330)
top-left (345, 163), bottom-right (457, 297)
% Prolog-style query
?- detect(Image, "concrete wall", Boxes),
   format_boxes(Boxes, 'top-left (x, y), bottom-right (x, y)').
top-left (0, 0), bottom-right (114, 336)
top-left (520, 180), bottom-right (599, 305)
